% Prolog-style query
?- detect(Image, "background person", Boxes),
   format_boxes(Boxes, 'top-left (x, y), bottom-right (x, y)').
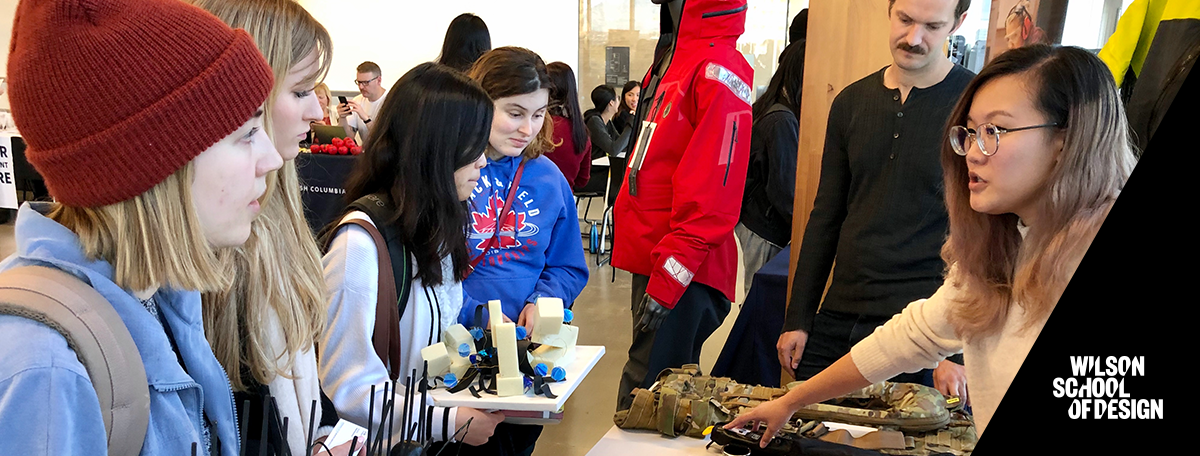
top-left (339, 61), bottom-right (387, 145)
top-left (736, 40), bottom-right (805, 290)
top-left (545, 62), bottom-right (593, 191)
top-left (438, 13), bottom-right (492, 73)
top-left (612, 80), bottom-right (640, 138)
top-left (729, 44), bottom-right (1136, 440)
top-left (583, 84), bottom-right (633, 160)
top-left (314, 82), bottom-right (336, 126)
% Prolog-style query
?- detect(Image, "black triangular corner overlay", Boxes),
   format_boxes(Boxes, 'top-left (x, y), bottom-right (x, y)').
top-left (973, 61), bottom-right (1197, 453)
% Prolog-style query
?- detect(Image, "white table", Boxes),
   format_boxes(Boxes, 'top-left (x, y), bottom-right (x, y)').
top-left (586, 426), bottom-right (722, 456)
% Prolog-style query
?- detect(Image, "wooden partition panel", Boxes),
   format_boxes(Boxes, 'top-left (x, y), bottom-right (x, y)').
top-left (786, 0), bottom-right (894, 303)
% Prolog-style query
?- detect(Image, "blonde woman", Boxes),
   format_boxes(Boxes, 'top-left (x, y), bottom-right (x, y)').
top-left (0, 0), bottom-right (280, 453)
top-left (727, 45), bottom-right (1136, 442)
top-left (315, 82), bottom-right (337, 126)
top-left (187, 0), bottom-right (343, 454)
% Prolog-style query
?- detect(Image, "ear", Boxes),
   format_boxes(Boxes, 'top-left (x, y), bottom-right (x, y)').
top-left (1050, 130), bottom-right (1066, 161)
top-left (950, 12), bottom-right (968, 34)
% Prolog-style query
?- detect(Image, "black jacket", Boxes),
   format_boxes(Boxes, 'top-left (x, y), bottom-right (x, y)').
top-left (739, 103), bottom-right (798, 247)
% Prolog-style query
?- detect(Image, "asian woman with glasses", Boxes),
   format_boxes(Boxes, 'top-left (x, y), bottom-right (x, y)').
top-left (726, 44), bottom-right (1136, 441)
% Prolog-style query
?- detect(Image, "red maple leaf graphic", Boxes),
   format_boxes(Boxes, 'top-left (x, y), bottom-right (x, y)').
top-left (471, 194), bottom-right (525, 251)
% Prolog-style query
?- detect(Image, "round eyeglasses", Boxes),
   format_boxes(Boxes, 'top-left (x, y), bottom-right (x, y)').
top-left (949, 122), bottom-right (1059, 156)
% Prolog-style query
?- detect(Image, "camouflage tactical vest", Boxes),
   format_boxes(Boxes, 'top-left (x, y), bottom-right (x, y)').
top-left (614, 365), bottom-right (976, 455)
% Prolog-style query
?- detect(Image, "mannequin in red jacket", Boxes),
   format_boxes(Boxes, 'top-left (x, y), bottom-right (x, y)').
top-left (612, 0), bottom-right (753, 412)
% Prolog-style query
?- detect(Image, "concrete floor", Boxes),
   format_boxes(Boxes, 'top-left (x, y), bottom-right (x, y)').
top-left (0, 204), bottom-right (747, 456)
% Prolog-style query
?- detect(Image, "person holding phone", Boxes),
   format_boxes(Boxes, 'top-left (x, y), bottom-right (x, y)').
top-left (340, 61), bottom-right (387, 145)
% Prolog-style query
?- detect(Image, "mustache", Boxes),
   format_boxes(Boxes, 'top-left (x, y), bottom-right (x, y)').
top-left (897, 43), bottom-right (926, 55)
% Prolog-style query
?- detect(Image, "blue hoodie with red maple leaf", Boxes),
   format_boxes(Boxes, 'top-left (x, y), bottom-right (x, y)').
top-left (459, 154), bottom-right (589, 326)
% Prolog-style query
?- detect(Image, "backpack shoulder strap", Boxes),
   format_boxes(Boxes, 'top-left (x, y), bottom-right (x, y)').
top-left (324, 193), bottom-right (412, 381)
top-left (0, 265), bottom-right (149, 456)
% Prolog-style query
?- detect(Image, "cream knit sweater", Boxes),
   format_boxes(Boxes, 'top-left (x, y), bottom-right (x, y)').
top-left (850, 269), bottom-right (1047, 436)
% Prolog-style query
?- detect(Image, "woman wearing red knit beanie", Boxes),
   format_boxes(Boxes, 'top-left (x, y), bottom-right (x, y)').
top-left (0, 0), bottom-right (281, 454)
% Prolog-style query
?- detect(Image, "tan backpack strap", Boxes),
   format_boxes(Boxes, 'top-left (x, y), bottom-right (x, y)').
top-left (818, 429), bottom-right (908, 450)
top-left (337, 218), bottom-right (402, 380)
top-left (0, 265), bottom-right (149, 456)
top-left (658, 388), bottom-right (680, 437)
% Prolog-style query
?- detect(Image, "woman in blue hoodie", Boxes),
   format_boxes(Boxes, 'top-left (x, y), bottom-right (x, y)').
top-left (0, 0), bottom-right (282, 453)
top-left (458, 46), bottom-right (590, 456)
top-left (461, 47), bottom-right (590, 332)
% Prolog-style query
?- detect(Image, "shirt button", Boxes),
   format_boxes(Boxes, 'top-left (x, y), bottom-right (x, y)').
top-left (893, 95), bottom-right (899, 101)
top-left (897, 112), bottom-right (904, 118)
top-left (890, 154), bottom-right (896, 159)
top-left (893, 133), bottom-right (900, 139)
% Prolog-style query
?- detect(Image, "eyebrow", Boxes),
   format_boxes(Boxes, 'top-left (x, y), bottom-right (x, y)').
top-left (967, 109), bottom-right (1016, 124)
top-left (503, 103), bottom-right (549, 112)
top-left (897, 10), bottom-right (947, 27)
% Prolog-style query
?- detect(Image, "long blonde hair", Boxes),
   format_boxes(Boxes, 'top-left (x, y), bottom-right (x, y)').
top-left (50, 164), bottom-right (229, 293)
top-left (942, 46), bottom-right (1136, 341)
top-left (188, 0), bottom-right (333, 391)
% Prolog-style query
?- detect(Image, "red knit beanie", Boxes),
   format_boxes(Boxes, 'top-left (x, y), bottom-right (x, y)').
top-left (6, 0), bottom-right (274, 208)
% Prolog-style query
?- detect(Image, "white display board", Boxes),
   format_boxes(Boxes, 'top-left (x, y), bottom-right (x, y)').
top-left (429, 345), bottom-right (605, 413)
top-left (0, 132), bottom-right (19, 209)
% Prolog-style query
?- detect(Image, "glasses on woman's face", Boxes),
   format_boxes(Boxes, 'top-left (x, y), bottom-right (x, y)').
top-left (949, 122), bottom-right (1059, 156)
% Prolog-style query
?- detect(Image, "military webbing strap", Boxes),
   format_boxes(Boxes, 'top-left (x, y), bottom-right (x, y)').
top-left (690, 398), bottom-right (710, 437)
top-left (658, 388), bottom-right (680, 436)
top-left (790, 382), bottom-right (951, 432)
top-left (818, 429), bottom-right (908, 450)
top-left (614, 388), bottom-right (658, 429)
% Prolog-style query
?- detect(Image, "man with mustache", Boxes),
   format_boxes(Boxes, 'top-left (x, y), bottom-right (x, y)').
top-left (777, 0), bottom-right (975, 402)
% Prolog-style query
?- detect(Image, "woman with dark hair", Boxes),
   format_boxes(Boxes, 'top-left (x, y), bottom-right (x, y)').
top-left (613, 79), bottom-right (641, 136)
top-left (728, 45), bottom-right (1136, 441)
top-left (459, 46), bottom-right (590, 455)
top-left (545, 62), bottom-right (593, 190)
top-left (438, 13), bottom-right (491, 73)
top-left (736, 41), bottom-right (805, 290)
top-left (584, 84), bottom-right (634, 160)
top-left (320, 62), bottom-right (504, 447)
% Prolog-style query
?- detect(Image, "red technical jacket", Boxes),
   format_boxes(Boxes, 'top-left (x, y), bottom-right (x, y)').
top-left (612, 0), bottom-right (753, 308)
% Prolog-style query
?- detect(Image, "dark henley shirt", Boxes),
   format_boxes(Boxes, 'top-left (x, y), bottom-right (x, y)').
top-left (784, 64), bottom-right (974, 333)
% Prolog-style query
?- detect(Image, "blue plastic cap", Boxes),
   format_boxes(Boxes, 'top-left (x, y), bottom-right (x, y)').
top-left (444, 373), bottom-right (458, 388)
top-left (523, 376), bottom-right (533, 389)
top-left (515, 326), bottom-right (528, 340)
top-left (469, 354), bottom-right (481, 364)
top-left (469, 328), bottom-right (484, 340)
top-left (458, 343), bottom-right (471, 358)
top-left (563, 309), bottom-right (574, 323)
top-left (535, 363), bottom-right (548, 376)
top-left (551, 367), bottom-right (566, 382)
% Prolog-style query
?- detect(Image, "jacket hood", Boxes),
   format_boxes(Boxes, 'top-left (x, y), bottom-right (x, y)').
top-left (675, 0), bottom-right (747, 45)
